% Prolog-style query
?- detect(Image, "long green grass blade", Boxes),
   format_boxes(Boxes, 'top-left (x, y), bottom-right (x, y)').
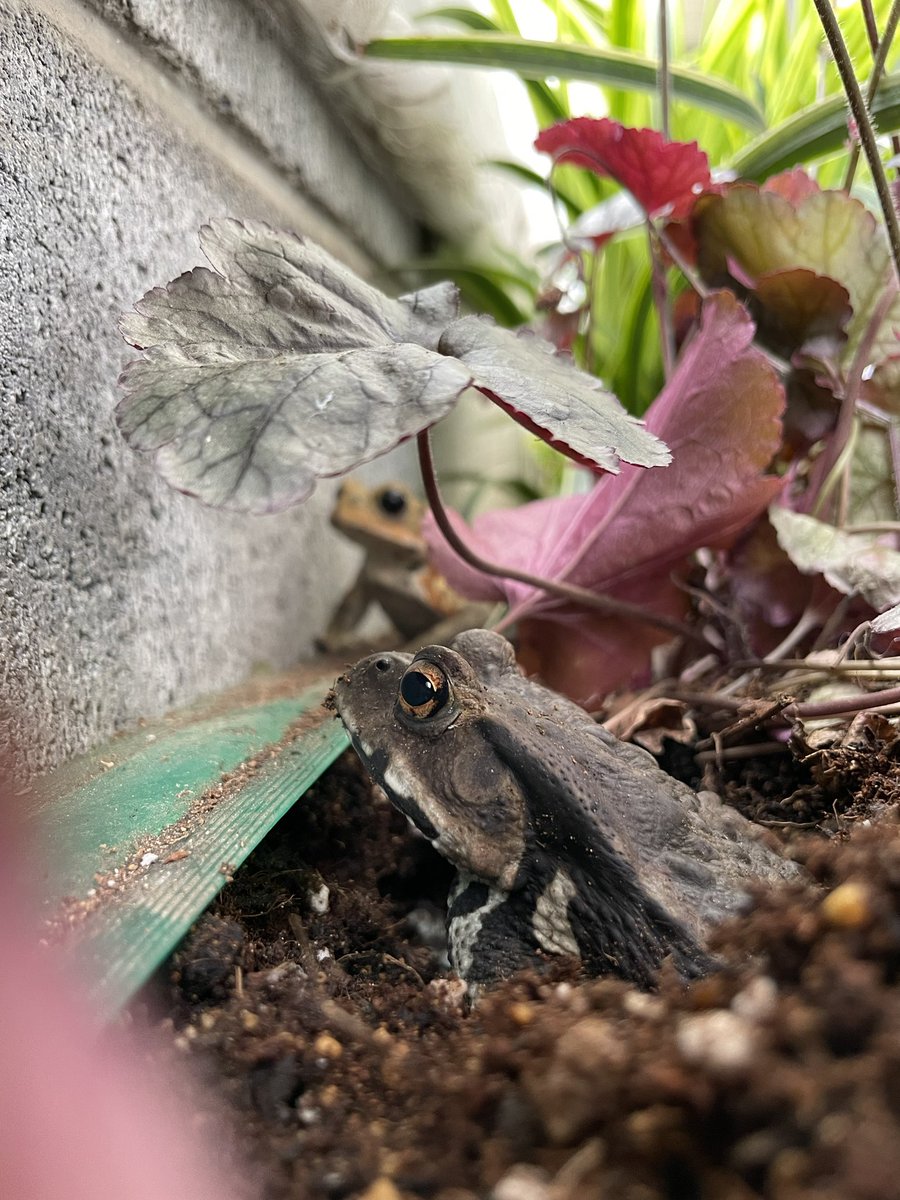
top-left (365, 34), bottom-right (764, 130)
top-left (733, 74), bottom-right (900, 179)
top-left (488, 158), bottom-right (582, 217)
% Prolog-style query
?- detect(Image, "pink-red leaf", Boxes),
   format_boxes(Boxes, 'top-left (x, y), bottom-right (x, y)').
top-left (762, 167), bottom-right (822, 204)
top-left (535, 118), bottom-right (712, 220)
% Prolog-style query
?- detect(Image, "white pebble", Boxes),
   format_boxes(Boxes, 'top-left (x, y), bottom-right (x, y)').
top-left (731, 976), bottom-right (777, 1022)
top-left (140, 852), bottom-right (159, 868)
top-left (492, 1164), bottom-right (551, 1200)
top-left (676, 1009), bottom-right (757, 1073)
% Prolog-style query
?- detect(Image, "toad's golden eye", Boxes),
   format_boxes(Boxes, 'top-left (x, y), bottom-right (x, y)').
top-left (398, 661), bottom-right (450, 719)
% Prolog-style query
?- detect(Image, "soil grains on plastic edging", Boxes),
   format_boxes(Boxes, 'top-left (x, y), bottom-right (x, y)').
top-left (143, 747), bottom-right (900, 1200)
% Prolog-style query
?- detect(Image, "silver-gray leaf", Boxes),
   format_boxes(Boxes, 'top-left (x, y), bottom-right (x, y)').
top-left (770, 505), bottom-right (900, 610)
top-left (119, 343), bottom-right (472, 513)
top-left (118, 220), bottom-right (667, 516)
top-left (439, 316), bottom-right (670, 472)
top-left (118, 219), bottom-right (470, 512)
top-left (120, 219), bottom-right (451, 356)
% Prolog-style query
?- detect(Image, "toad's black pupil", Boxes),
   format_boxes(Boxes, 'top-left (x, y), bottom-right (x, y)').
top-left (379, 488), bottom-right (407, 516)
top-left (400, 670), bottom-right (437, 708)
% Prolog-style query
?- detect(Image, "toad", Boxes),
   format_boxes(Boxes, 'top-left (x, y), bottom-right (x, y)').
top-left (321, 480), bottom-right (468, 651)
top-left (333, 630), bottom-right (800, 994)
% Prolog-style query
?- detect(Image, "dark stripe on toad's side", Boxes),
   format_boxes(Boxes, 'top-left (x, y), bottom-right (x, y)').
top-left (448, 879), bottom-right (490, 918)
top-left (449, 878), bottom-right (546, 986)
top-left (483, 718), bottom-right (711, 985)
top-left (448, 857), bottom-right (582, 986)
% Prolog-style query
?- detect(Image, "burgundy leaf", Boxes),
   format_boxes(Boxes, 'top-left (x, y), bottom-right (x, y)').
top-left (535, 118), bottom-right (712, 220)
top-left (752, 269), bottom-right (852, 357)
top-left (515, 578), bottom-right (689, 702)
top-left (425, 292), bottom-right (785, 703)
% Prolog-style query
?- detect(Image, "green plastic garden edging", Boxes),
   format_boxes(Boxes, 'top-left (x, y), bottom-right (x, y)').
top-left (29, 682), bottom-right (349, 1024)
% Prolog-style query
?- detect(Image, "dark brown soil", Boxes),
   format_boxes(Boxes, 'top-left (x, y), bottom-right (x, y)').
top-left (141, 737), bottom-right (900, 1200)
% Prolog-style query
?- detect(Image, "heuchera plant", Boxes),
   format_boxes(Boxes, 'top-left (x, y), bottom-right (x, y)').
top-left (421, 120), bottom-right (900, 701)
top-left (118, 118), bottom-right (900, 707)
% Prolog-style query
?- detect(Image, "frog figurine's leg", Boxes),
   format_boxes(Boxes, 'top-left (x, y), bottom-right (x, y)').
top-left (319, 572), bottom-right (372, 652)
top-left (399, 603), bottom-right (496, 653)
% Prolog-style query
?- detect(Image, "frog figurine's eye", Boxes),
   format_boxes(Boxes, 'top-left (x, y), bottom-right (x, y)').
top-left (378, 487), bottom-right (408, 517)
top-left (398, 661), bottom-right (450, 719)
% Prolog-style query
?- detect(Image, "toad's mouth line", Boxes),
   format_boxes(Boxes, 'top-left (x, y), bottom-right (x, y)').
top-left (382, 786), bottom-right (441, 844)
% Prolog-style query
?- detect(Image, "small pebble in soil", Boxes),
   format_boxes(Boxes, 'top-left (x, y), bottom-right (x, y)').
top-left (675, 1008), bottom-right (758, 1074)
top-left (821, 879), bottom-right (873, 928)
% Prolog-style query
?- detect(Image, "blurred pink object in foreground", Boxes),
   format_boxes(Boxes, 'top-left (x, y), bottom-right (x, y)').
top-left (0, 760), bottom-right (242, 1200)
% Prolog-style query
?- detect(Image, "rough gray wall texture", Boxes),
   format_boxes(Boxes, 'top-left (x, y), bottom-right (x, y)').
top-left (0, 0), bottom-right (427, 775)
top-left (84, 0), bottom-right (418, 258)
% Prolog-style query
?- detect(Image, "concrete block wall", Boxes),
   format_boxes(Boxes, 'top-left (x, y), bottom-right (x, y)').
top-left (0, 0), bottom-right (505, 776)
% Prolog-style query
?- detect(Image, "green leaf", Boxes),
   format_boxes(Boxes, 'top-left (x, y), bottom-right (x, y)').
top-left (848, 424), bottom-right (900, 526)
top-left (403, 254), bottom-right (539, 293)
top-left (771, 505), bottom-right (900, 610)
top-left (488, 158), bottom-right (582, 218)
top-left (364, 34), bottom-right (765, 130)
top-left (524, 79), bottom-right (570, 125)
top-left (733, 75), bottom-right (900, 179)
top-left (490, 0), bottom-right (521, 34)
top-left (438, 269), bottom-right (532, 326)
top-left (567, 0), bottom-right (609, 29)
top-left (606, 0), bottom-right (649, 127)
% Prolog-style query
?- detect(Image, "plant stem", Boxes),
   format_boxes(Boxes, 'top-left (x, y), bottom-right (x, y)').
top-left (581, 245), bottom-right (598, 376)
top-left (695, 741), bottom-right (788, 764)
top-left (657, 225), bottom-right (708, 298)
top-left (845, 521), bottom-right (900, 533)
top-left (809, 276), bottom-right (898, 521)
top-left (784, 683), bottom-right (900, 719)
top-left (813, 0), bottom-right (900, 284)
top-left (861, 0), bottom-right (880, 50)
top-left (844, 0), bottom-right (900, 190)
top-left (416, 428), bottom-right (708, 646)
top-left (658, 0), bottom-right (671, 140)
top-left (649, 226), bottom-right (675, 377)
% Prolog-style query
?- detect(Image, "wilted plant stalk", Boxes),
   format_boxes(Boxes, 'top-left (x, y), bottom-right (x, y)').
top-left (813, 0), bottom-right (900, 284)
top-left (843, 0), bottom-right (900, 188)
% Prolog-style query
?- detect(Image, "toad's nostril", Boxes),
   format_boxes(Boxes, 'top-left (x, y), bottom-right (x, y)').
top-left (374, 658), bottom-right (391, 672)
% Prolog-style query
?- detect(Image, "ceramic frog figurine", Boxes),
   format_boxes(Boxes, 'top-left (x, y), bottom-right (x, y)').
top-left (321, 480), bottom-right (467, 651)
top-left (332, 629), bottom-right (800, 995)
